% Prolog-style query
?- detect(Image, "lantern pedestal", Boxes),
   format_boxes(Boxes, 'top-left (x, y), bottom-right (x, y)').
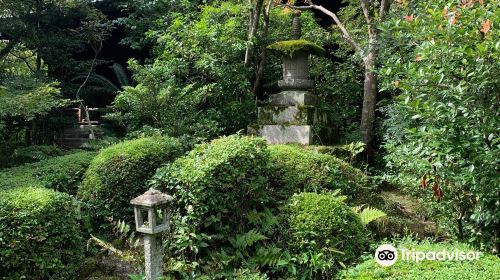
top-left (131, 188), bottom-right (172, 280)
top-left (144, 234), bottom-right (163, 280)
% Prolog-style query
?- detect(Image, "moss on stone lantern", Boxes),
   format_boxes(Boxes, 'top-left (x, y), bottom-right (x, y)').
top-left (267, 39), bottom-right (325, 57)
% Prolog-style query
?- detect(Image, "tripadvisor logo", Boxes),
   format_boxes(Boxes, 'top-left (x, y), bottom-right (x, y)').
top-left (374, 244), bottom-right (482, 267)
top-left (375, 244), bottom-right (397, 267)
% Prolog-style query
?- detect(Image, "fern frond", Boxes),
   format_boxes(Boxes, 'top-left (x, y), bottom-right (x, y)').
top-left (232, 230), bottom-right (268, 250)
top-left (354, 206), bottom-right (387, 225)
top-left (251, 246), bottom-right (282, 267)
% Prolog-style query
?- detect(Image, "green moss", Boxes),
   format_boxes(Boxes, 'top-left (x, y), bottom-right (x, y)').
top-left (267, 39), bottom-right (325, 57)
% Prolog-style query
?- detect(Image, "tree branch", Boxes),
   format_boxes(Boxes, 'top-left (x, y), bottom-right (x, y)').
top-left (245, 0), bottom-right (264, 66)
top-left (281, 3), bottom-right (362, 54)
top-left (10, 52), bottom-right (36, 74)
top-left (379, 0), bottom-right (391, 22)
top-left (0, 39), bottom-right (18, 60)
top-left (360, 0), bottom-right (372, 25)
top-left (75, 41), bottom-right (103, 140)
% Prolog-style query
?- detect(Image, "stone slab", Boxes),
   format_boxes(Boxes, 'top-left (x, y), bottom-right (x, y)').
top-left (257, 105), bottom-right (330, 125)
top-left (258, 125), bottom-right (313, 145)
top-left (258, 106), bottom-right (313, 125)
top-left (269, 91), bottom-right (319, 106)
top-left (248, 124), bottom-right (337, 145)
top-left (278, 78), bottom-right (313, 90)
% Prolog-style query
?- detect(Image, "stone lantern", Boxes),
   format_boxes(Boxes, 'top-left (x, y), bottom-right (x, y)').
top-left (131, 188), bottom-right (173, 280)
top-left (248, 12), bottom-right (334, 145)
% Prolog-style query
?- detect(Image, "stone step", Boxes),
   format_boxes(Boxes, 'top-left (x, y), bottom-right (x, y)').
top-left (248, 124), bottom-right (336, 145)
top-left (257, 105), bottom-right (330, 125)
top-left (249, 125), bottom-right (312, 145)
top-left (269, 91), bottom-right (319, 106)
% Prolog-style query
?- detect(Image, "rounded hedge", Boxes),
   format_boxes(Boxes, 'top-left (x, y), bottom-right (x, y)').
top-left (155, 135), bottom-right (270, 229)
top-left (78, 136), bottom-right (184, 229)
top-left (339, 240), bottom-right (500, 279)
top-left (0, 151), bottom-right (96, 194)
top-left (288, 192), bottom-right (369, 269)
top-left (268, 145), bottom-right (371, 201)
top-left (152, 135), bottom-right (270, 257)
top-left (0, 187), bottom-right (84, 279)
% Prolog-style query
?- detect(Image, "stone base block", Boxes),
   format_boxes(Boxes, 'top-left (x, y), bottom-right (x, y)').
top-left (278, 78), bottom-right (313, 90)
top-left (269, 91), bottom-right (319, 106)
top-left (258, 105), bottom-right (329, 125)
top-left (252, 125), bottom-right (312, 145)
top-left (248, 125), bottom-right (337, 145)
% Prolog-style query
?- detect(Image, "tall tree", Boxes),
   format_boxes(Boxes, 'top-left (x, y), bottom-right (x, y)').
top-left (252, 0), bottom-right (273, 96)
top-left (0, 0), bottom-right (110, 89)
top-left (285, 0), bottom-right (392, 157)
top-left (245, 0), bottom-right (265, 66)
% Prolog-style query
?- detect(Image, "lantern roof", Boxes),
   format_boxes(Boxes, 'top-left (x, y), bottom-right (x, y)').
top-left (130, 188), bottom-right (173, 207)
top-left (267, 39), bottom-right (325, 57)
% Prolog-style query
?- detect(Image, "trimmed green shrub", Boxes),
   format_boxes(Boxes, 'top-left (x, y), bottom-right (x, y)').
top-left (0, 151), bottom-right (96, 194)
top-left (152, 135), bottom-right (271, 275)
top-left (339, 240), bottom-right (500, 279)
top-left (78, 136), bottom-right (184, 227)
top-left (0, 187), bottom-right (84, 279)
top-left (0, 165), bottom-right (41, 189)
top-left (268, 145), bottom-right (371, 201)
top-left (287, 192), bottom-right (369, 275)
top-left (155, 134), bottom-right (270, 233)
top-left (11, 145), bottom-right (65, 165)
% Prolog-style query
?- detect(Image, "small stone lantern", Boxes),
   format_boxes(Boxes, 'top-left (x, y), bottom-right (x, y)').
top-left (131, 188), bottom-right (173, 280)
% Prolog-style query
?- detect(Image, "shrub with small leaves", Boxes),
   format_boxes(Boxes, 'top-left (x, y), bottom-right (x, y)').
top-left (11, 145), bottom-right (65, 165)
top-left (151, 135), bottom-right (271, 276)
top-left (0, 187), bottom-right (84, 279)
top-left (78, 136), bottom-right (184, 230)
top-left (268, 144), bottom-right (371, 201)
top-left (0, 151), bottom-right (96, 194)
top-left (287, 192), bottom-right (369, 277)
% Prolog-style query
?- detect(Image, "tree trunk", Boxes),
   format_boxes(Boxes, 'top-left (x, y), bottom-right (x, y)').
top-left (252, 0), bottom-right (272, 96)
top-left (360, 49), bottom-right (377, 158)
top-left (245, 0), bottom-right (264, 66)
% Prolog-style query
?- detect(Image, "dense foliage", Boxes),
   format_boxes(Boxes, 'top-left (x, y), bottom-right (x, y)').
top-left (380, 0), bottom-right (499, 250)
top-left (268, 144), bottom-right (371, 201)
top-left (148, 135), bottom-right (377, 278)
top-left (288, 192), bottom-right (369, 277)
top-left (267, 39), bottom-right (325, 57)
top-left (152, 135), bottom-right (272, 277)
top-left (78, 136), bottom-right (184, 229)
top-left (0, 0), bottom-right (111, 93)
top-left (0, 187), bottom-right (84, 279)
top-left (0, 0), bottom-right (498, 279)
top-left (106, 2), bottom-right (336, 140)
top-left (339, 239), bottom-right (500, 279)
top-left (7, 145), bottom-right (65, 166)
top-left (0, 151), bottom-right (96, 194)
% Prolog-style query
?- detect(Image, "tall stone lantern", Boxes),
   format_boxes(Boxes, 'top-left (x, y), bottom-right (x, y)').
top-left (131, 188), bottom-right (172, 280)
top-left (248, 12), bottom-right (334, 145)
